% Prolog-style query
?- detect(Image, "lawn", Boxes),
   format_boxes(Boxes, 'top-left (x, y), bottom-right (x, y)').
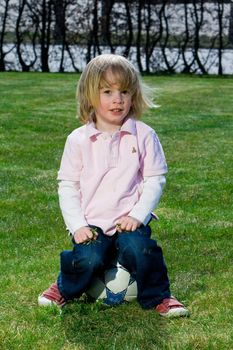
top-left (0, 72), bottom-right (233, 350)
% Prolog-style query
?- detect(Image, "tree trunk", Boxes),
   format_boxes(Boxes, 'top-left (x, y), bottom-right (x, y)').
top-left (0, 0), bottom-right (10, 71)
top-left (192, 0), bottom-right (207, 74)
top-left (122, 0), bottom-right (133, 57)
top-left (217, 0), bottom-right (224, 75)
top-left (41, 0), bottom-right (52, 72)
top-left (228, 2), bottom-right (233, 44)
top-left (136, 0), bottom-right (143, 73)
top-left (53, 0), bottom-right (65, 44)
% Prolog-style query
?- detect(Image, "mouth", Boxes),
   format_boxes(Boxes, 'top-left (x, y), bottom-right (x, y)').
top-left (110, 108), bottom-right (123, 112)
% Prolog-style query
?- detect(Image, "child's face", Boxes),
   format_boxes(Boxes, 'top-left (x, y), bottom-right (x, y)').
top-left (94, 71), bottom-right (132, 132)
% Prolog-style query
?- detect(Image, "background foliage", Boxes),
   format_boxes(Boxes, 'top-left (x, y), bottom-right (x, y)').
top-left (1, 0), bottom-right (233, 73)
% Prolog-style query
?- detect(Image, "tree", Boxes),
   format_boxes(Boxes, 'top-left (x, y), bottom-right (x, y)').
top-left (15, 0), bottom-right (38, 72)
top-left (1, 0), bottom-right (233, 74)
top-left (229, 0), bottom-right (233, 44)
top-left (122, 0), bottom-right (133, 57)
top-left (144, 1), bottom-right (165, 73)
top-left (180, 1), bottom-right (195, 73)
top-left (136, 0), bottom-right (144, 73)
top-left (216, 0), bottom-right (225, 74)
top-left (192, 0), bottom-right (207, 74)
top-left (53, 0), bottom-right (69, 72)
top-left (26, 0), bottom-right (53, 72)
top-left (0, 0), bottom-right (14, 71)
top-left (40, 0), bottom-right (53, 72)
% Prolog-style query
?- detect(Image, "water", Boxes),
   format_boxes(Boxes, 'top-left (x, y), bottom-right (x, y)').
top-left (3, 44), bottom-right (233, 74)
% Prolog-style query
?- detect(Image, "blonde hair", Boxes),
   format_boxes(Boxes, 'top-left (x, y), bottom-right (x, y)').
top-left (76, 54), bottom-right (154, 123)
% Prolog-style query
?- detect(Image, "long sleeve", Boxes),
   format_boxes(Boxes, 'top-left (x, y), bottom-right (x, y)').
top-left (128, 175), bottom-right (166, 225)
top-left (58, 180), bottom-right (88, 235)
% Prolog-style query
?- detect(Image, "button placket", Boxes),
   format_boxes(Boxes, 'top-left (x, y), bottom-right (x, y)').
top-left (108, 133), bottom-right (119, 168)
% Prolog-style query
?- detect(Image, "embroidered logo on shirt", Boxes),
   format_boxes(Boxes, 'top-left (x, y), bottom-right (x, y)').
top-left (132, 147), bottom-right (137, 153)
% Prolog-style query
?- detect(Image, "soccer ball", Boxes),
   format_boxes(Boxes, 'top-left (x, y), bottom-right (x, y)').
top-left (86, 261), bottom-right (138, 305)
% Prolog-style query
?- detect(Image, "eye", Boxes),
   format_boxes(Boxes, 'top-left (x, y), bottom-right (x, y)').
top-left (121, 90), bottom-right (129, 95)
top-left (103, 89), bottom-right (111, 94)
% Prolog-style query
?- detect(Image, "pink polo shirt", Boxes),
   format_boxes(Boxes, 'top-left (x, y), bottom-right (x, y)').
top-left (57, 118), bottom-right (168, 236)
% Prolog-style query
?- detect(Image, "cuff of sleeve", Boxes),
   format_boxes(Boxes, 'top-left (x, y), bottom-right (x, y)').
top-left (129, 210), bottom-right (152, 226)
top-left (67, 219), bottom-right (89, 236)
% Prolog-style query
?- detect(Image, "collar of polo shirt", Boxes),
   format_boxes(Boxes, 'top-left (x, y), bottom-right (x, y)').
top-left (86, 117), bottom-right (137, 140)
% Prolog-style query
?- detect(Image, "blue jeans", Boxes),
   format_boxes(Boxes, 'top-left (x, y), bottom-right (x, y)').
top-left (57, 225), bottom-right (171, 309)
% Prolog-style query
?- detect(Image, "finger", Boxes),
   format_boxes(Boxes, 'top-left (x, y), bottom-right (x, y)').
top-left (119, 218), bottom-right (129, 230)
top-left (74, 232), bottom-right (82, 244)
top-left (119, 223), bottom-right (127, 231)
top-left (74, 237), bottom-right (79, 244)
top-left (129, 222), bottom-right (136, 231)
top-left (122, 222), bottom-right (131, 231)
top-left (125, 221), bottom-right (133, 231)
top-left (119, 220), bottom-right (130, 231)
top-left (85, 229), bottom-right (94, 240)
top-left (75, 233), bottom-right (84, 244)
top-left (81, 232), bottom-right (89, 243)
top-left (77, 231), bottom-right (90, 244)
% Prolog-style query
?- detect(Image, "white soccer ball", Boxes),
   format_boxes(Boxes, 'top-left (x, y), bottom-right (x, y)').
top-left (86, 261), bottom-right (138, 305)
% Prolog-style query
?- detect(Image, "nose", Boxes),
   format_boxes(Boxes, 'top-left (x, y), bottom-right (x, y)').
top-left (113, 92), bottom-right (123, 104)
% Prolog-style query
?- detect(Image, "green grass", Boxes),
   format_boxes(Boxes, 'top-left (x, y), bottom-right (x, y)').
top-left (0, 72), bottom-right (233, 350)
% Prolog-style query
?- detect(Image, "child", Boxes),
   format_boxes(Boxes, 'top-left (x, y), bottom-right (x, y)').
top-left (38, 54), bottom-right (189, 317)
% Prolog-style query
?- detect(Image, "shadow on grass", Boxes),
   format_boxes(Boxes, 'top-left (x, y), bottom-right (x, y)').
top-left (60, 298), bottom-right (169, 350)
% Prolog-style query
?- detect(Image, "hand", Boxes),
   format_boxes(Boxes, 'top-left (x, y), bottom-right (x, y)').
top-left (116, 216), bottom-right (141, 232)
top-left (73, 227), bottom-right (98, 244)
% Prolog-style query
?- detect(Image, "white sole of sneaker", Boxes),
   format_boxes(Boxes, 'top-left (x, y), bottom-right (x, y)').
top-left (38, 295), bottom-right (55, 307)
top-left (159, 307), bottom-right (190, 318)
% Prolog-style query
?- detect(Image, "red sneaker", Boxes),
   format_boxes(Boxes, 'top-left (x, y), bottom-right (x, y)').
top-left (155, 296), bottom-right (189, 318)
top-left (38, 282), bottom-right (66, 307)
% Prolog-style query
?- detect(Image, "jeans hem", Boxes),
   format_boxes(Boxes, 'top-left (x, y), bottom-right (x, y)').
top-left (57, 278), bottom-right (69, 301)
top-left (139, 293), bottom-right (171, 310)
